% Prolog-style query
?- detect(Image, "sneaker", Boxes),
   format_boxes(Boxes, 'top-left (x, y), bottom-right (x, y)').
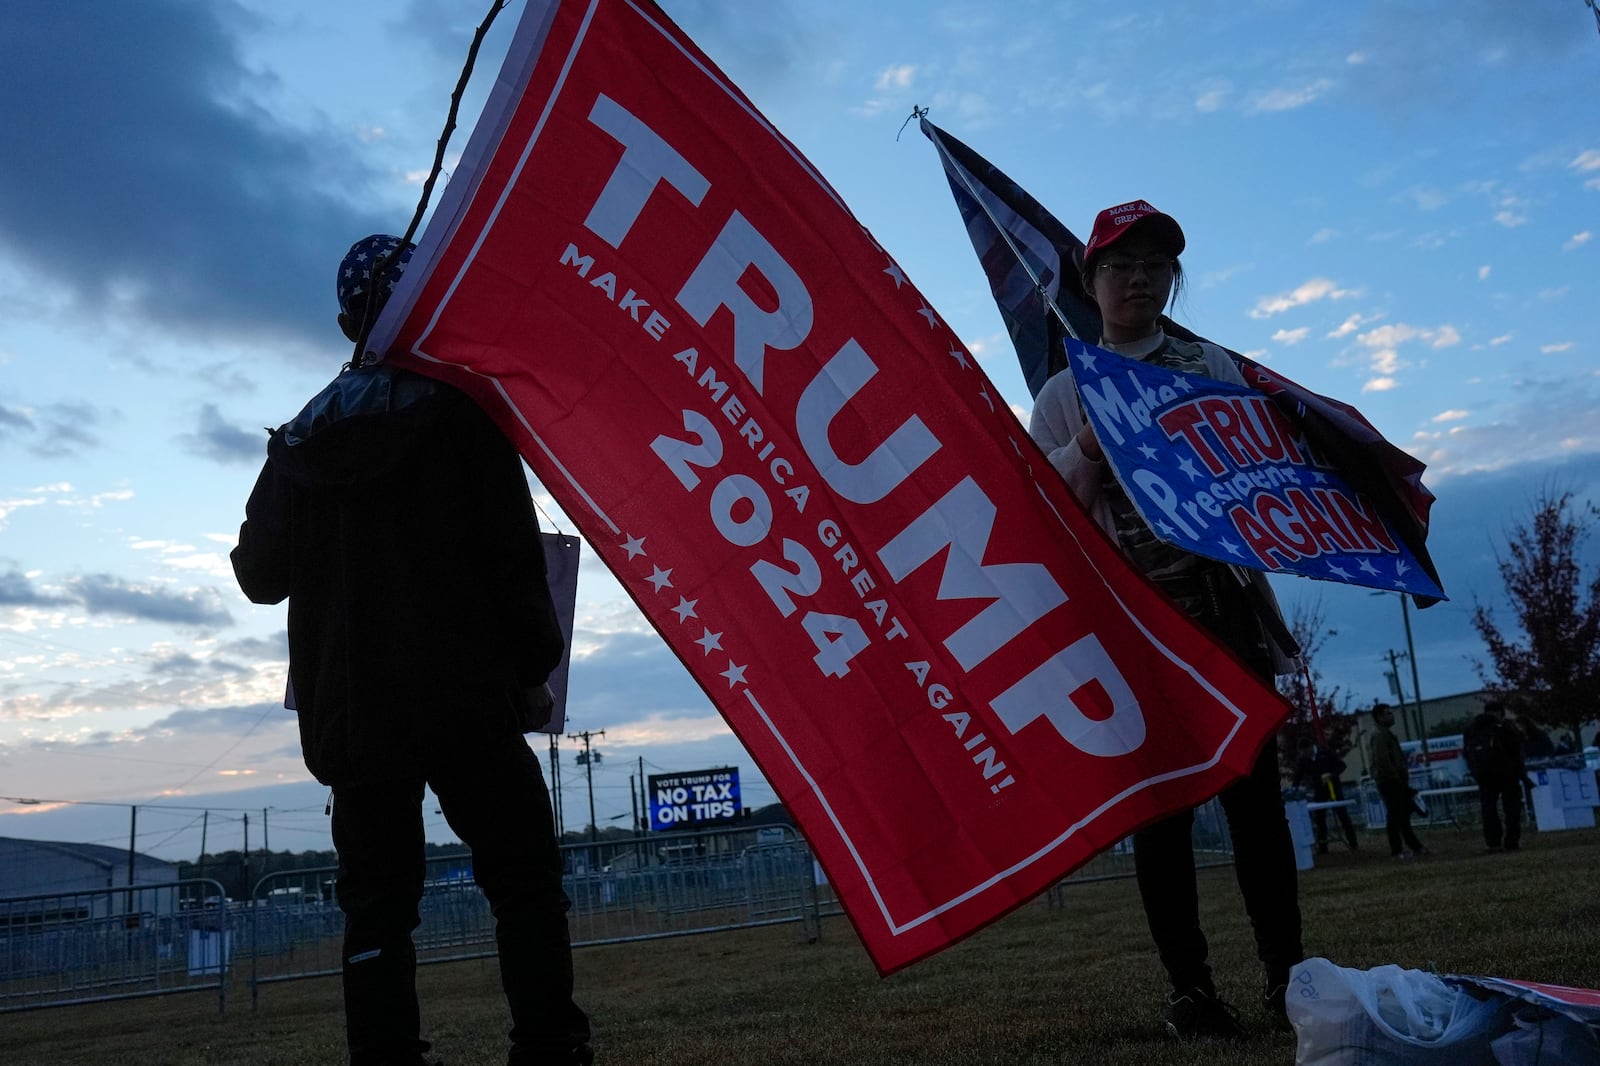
top-left (1262, 973), bottom-right (1291, 1030)
top-left (1165, 987), bottom-right (1246, 1041)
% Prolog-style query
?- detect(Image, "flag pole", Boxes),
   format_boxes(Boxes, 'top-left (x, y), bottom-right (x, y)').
top-left (919, 117), bottom-right (1081, 342)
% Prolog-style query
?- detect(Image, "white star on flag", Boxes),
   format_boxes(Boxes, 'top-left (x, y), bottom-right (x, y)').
top-left (646, 565), bottom-right (673, 591)
top-left (1221, 540), bottom-right (1244, 557)
top-left (621, 533), bottom-right (646, 559)
top-left (1177, 456), bottom-right (1202, 481)
top-left (1329, 563), bottom-right (1350, 579)
top-left (884, 263), bottom-right (907, 289)
top-left (1358, 558), bottom-right (1380, 576)
top-left (671, 596), bottom-right (699, 622)
top-left (1138, 443), bottom-right (1159, 461)
top-left (721, 661), bottom-right (748, 688)
top-left (1075, 349), bottom-right (1098, 372)
top-left (694, 629), bottom-right (723, 655)
top-left (1171, 374), bottom-right (1195, 393)
top-left (917, 303), bottom-right (940, 329)
top-left (946, 345), bottom-right (970, 369)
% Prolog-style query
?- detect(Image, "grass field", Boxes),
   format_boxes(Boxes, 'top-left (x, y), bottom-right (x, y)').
top-left (8, 825), bottom-right (1599, 1065)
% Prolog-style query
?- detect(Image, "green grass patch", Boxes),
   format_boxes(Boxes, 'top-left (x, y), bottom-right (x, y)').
top-left (7, 826), bottom-right (1599, 1065)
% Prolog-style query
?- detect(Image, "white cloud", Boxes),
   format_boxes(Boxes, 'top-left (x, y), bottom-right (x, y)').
top-left (1405, 187), bottom-right (1448, 211)
top-left (1327, 313), bottom-right (1373, 339)
top-left (1250, 78), bottom-right (1334, 113)
top-left (1541, 342), bottom-right (1574, 354)
top-left (1346, 52), bottom-right (1367, 65)
top-left (1271, 327), bottom-right (1310, 345)
top-left (1431, 410), bottom-right (1470, 423)
top-left (1571, 149), bottom-right (1600, 173)
top-left (1351, 322), bottom-right (1458, 389)
top-left (1194, 82), bottom-right (1230, 112)
top-left (1249, 277), bottom-right (1358, 318)
top-left (1539, 286), bottom-right (1571, 301)
top-left (1493, 194), bottom-right (1529, 227)
top-left (1309, 228), bottom-right (1337, 245)
top-left (1489, 333), bottom-right (1513, 346)
top-left (875, 64), bottom-right (917, 91)
top-left (1478, 265), bottom-right (1491, 280)
top-left (0, 495), bottom-right (47, 531)
top-left (1564, 231), bottom-right (1592, 251)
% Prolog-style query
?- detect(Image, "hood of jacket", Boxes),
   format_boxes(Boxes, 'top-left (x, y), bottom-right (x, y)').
top-left (267, 364), bottom-right (455, 487)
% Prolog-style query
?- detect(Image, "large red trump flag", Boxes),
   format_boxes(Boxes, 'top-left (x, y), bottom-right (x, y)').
top-left (372, 0), bottom-right (1289, 973)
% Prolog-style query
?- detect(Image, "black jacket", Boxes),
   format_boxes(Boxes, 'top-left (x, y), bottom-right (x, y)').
top-left (231, 365), bottom-right (563, 786)
top-left (1464, 713), bottom-right (1524, 782)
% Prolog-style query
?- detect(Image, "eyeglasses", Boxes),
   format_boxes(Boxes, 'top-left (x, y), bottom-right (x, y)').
top-left (1096, 256), bottom-right (1175, 279)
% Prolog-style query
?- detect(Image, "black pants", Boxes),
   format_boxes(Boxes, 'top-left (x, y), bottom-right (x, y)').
top-left (1478, 774), bottom-right (1523, 849)
top-left (332, 735), bottom-right (590, 1066)
top-left (1377, 783), bottom-right (1424, 856)
top-left (1132, 571), bottom-right (1303, 994)
top-left (1134, 740), bottom-right (1305, 993)
top-left (1311, 801), bottom-right (1358, 852)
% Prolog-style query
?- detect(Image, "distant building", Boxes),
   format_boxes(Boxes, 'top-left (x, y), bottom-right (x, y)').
top-left (0, 836), bottom-right (181, 921)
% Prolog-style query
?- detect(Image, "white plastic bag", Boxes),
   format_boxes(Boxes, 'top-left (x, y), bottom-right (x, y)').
top-left (1289, 958), bottom-right (1512, 1065)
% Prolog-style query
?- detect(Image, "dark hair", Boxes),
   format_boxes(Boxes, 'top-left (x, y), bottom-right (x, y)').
top-left (1370, 702), bottom-right (1392, 718)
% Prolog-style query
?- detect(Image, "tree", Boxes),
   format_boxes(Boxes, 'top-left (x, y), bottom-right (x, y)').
top-left (1472, 489), bottom-right (1600, 746)
top-left (1276, 598), bottom-right (1359, 755)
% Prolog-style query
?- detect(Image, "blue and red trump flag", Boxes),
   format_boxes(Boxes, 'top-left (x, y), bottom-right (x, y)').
top-left (369, 0), bottom-right (1291, 973)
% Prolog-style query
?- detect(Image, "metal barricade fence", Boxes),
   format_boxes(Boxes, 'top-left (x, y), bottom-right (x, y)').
top-left (0, 878), bottom-right (230, 1014)
top-left (248, 823), bottom-right (823, 1004)
top-left (1043, 795), bottom-right (1235, 908)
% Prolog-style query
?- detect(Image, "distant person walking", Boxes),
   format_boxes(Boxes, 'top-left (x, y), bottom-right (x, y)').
top-left (1367, 703), bottom-right (1425, 859)
top-left (1465, 700), bottom-right (1525, 852)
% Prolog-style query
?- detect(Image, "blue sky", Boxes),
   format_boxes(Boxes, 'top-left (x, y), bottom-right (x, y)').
top-left (2, 0), bottom-right (1597, 861)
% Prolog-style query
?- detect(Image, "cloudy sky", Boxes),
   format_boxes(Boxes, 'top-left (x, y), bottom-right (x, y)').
top-left (3, 0), bottom-right (1598, 861)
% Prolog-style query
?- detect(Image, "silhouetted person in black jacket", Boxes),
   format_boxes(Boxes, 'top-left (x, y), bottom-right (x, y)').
top-left (232, 235), bottom-right (592, 1066)
top-left (1465, 700), bottom-right (1525, 852)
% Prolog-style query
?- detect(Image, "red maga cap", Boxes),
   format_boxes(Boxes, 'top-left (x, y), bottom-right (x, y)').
top-left (1082, 200), bottom-right (1186, 267)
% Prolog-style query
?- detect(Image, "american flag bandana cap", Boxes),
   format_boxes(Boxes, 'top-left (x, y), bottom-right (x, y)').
top-left (336, 234), bottom-right (414, 320)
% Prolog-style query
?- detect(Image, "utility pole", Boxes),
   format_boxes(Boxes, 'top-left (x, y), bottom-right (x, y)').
top-left (242, 812), bottom-right (250, 899)
top-left (262, 807), bottom-right (270, 877)
top-left (1401, 594), bottom-right (1430, 759)
top-left (548, 735), bottom-right (564, 838)
top-left (197, 810), bottom-right (209, 898)
top-left (126, 806), bottom-right (138, 888)
top-left (568, 729), bottom-right (606, 844)
top-left (1383, 649), bottom-right (1415, 741)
